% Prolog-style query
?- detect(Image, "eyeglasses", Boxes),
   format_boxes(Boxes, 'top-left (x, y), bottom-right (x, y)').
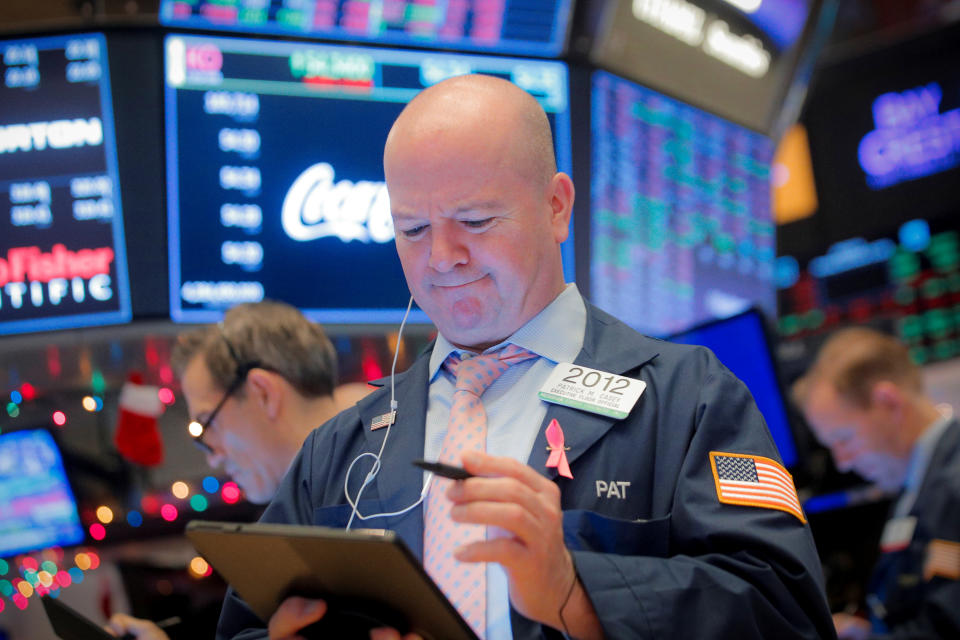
top-left (189, 327), bottom-right (262, 454)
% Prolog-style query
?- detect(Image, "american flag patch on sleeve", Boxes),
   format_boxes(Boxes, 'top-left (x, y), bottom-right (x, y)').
top-left (709, 451), bottom-right (806, 523)
top-left (923, 539), bottom-right (960, 581)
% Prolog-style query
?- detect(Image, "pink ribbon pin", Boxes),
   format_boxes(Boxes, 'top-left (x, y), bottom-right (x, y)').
top-left (545, 418), bottom-right (573, 479)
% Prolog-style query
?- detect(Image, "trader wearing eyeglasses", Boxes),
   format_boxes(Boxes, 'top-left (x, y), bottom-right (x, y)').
top-left (106, 301), bottom-right (369, 639)
top-left (171, 300), bottom-right (351, 504)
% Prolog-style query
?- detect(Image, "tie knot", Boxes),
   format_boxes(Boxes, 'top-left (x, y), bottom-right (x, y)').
top-left (444, 344), bottom-right (537, 397)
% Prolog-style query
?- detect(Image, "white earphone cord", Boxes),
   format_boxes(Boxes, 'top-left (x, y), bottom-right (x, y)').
top-left (344, 295), bottom-right (433, 530)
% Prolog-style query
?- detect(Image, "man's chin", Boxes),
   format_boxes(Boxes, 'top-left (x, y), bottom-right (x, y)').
top-left (434, 307), bottom-right (492, 344)
top-left (230, 476), bottom-right (267, 504)
top-left (241, 487), bottom-right (272, 504)
top-left (863, 470), bottom-right (904, 492)
top-left (442, 321), bottom-right (507, 351)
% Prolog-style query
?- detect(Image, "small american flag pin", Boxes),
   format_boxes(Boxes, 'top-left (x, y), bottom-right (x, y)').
top-left (370, 411), bottom-right (396, 431)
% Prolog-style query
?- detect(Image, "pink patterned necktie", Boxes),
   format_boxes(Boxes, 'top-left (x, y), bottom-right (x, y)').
top-left (423, 344), bottom-right (537, 638)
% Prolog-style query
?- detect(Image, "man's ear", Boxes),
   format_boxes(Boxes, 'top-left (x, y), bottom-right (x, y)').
top-left (245, 369), bottom-right (282, 420)
top-left (548, 172), bottom-right (575, 243)
top-left (870, 380), bottom-right (903, 415)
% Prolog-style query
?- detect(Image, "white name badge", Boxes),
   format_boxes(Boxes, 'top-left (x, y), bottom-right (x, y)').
top-left (538, 363), bottom-right (645, 419)
top-left (880, 516), bottom-right (917, 553)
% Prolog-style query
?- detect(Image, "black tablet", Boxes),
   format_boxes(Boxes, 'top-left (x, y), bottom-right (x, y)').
top-left (41, 596), bottom-right (115, 640)
top-left (185, 520), bottom-right (479, 640)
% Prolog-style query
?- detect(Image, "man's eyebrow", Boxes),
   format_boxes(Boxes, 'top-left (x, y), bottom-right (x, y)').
top-left (392, 201), bottom-right (504, 218)
top-left (453, 200), bottom-right (503, 213)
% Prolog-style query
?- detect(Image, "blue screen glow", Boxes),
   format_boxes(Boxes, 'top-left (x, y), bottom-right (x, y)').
top-left (165, 35), bottom-right (572, 324)
top-left (0, 430), bottom-right (85, 558)
top-left (669, 309), bottom-right (798, 468)
top-left (0, 33), bottom-right (131, 335)
top-left (591, 70), bottom-right (776, 337)
top-left (858, 82), bottom-right (960, 189)
top-left (741, 0), bottom-right (809, 51)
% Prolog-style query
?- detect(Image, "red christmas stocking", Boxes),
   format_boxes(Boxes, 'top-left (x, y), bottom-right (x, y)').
top-left (114, 373), bottom-right (165, 466)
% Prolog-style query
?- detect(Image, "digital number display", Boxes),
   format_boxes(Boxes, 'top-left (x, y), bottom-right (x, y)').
top-left (777, 220), bottom-right (960, 367)
top-left (165, 35), bottom-right (572, 324)
top-left (591, 70), bottom-right (775, 337)
top-left (0, 33), bottom-right (131, 335)
top-left (160, 0), bottom-right (571, 58)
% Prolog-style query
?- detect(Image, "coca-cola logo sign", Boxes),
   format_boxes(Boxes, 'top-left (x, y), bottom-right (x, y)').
top-left (281, 162), bottom-right (394, 244)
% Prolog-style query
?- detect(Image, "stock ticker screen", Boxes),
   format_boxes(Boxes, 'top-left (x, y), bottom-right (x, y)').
top-left (165, 35), bottom-right (572, 323)
top-left (0, 429), bottom-right (85, 558)
top-left (159, 0), bottom-right (571, 58)
top-left (776, 220), bottom-right (960, 368)
top-left (0, 33), bottom-right (131, 335)
top-left (591, 71), bottom-right (776, 337)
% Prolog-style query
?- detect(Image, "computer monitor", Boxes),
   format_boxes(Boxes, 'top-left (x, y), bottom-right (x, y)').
top-left (590, 70), bottom-right (776, 337)
top-left (0, 429), bottom-right (85, 558)
top-left (159, 0), bottom-right (572, 58)
top-left (668, 308), bottom-right (799, 468)
top-left (0, 32), bottom-right (132, 335)
top-left (586, 0), bottom-right (835, 137)
top-left (165, 34), bottom-right (573, 324)
top-left (797, 20), bottom-right (960, 252)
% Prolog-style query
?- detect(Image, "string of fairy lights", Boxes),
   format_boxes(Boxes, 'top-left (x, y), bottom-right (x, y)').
top-left (0, 473), bottom-right (245, 612)
top-left (0, 334), bottom-right (408, 615)
top-left (0, 549), bottom-right (102, 614)
top-left (1, 381), bottom-right (248, 613)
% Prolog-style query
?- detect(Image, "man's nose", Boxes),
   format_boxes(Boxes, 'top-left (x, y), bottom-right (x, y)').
top-left (428, 227), bottom-right (468, 273)
top-left (831, 444), bottom-right (857, 472)
top-left (205, 447), bottom-right (225, 469)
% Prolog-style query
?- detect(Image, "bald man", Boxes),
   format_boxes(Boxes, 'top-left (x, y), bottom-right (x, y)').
top-left (217, 75), bottom-right (834, 639)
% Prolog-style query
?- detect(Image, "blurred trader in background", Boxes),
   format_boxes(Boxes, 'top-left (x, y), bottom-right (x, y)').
top-left (107, 300), bottom-right (370, 639)
top-left (793, 327), bottom-right (960, 639)
top-left (218, 74), bottom-right (835, 639)
top-left (171, 300), bottom-right (347, 504)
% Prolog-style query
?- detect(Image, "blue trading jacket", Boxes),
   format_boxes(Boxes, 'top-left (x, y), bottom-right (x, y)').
top-left (217, 303), bottom-right (836, 639)
top-left (867, 419), bottom-right (960, 639)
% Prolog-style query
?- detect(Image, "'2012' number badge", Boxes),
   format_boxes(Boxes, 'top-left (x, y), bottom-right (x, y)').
top-left (538, 363), bottom-right (645, 419)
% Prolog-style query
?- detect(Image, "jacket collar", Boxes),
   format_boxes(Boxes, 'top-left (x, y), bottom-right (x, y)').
top-left (915, 418), bottom-right (960, 504)
top-left (355, 303), bottom-right (662, 552)
top-left (527, 303), bottom-right (660, 479)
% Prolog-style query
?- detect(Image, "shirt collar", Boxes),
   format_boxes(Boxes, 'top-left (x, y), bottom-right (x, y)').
top-left (428, 283), bottom-right (586, 381)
